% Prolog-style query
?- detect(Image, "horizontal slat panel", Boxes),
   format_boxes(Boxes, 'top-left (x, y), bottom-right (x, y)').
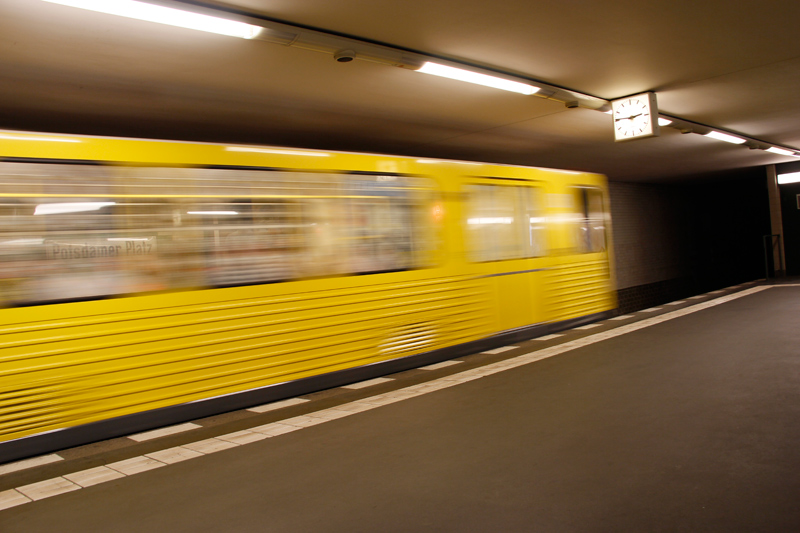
top-left (0, 286), bottom-right (486, 368)
top-left (0, 274), bottom-right (492, 442)
top-left (546, 257), bottom-right (615, 321)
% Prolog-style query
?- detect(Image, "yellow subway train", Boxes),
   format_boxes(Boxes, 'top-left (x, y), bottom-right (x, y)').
top-left (0, 130), bottom-right (616, 462)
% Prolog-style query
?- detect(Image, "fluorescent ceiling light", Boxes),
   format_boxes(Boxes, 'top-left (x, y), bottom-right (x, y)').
top-left (704, 131), bottom-right (746, 144)
top-left (187, 211), bottom-right (239, 215)
top-left (777, 172), bottom-right (800, 185)
top-left (0, 133), bottom-right (81, 143)
top-left (225, 147), bottom-right (329, 157)
top-left (658, 118), bottom-right (672, 126)
top-left (34, 202), bottom-right (115, 215)
top-left (41, 0), bottom-right (262, 39)
top-left (417, 62), bottom-right (539, 95)
top-left (766, 147), bottom-right (794, 156)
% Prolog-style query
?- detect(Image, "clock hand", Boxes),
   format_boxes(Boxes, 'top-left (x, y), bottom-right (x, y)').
top-left (614, 113), bottom-right (643, 122)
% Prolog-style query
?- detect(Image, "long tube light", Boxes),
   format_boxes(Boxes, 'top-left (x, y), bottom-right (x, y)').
top-left (41, 0), bottom-right (263, 39)
top-left (704, 131), bottom-right (746, 145)
top-left (417, 62), bottom-right (539, 95)
top-left (766, 147), bottom-right (795, 156)
top-left (777, 172), bottom-right (800, 185)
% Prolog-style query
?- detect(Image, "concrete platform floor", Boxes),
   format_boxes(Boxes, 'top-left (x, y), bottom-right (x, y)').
top-left (1, 283), bottom-right (799, 532)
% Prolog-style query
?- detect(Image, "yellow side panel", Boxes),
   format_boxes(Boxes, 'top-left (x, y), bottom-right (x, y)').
top-left (545, 255), bottom-right (617, 322)
top-left (494, 274), bottom-right (533, 330)
top-left (0, 273), bottom-right (492, 443)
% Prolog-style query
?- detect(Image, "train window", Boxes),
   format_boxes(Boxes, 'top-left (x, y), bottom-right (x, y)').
top-left (194, 200), bottom-right (302, 287)
top-left (0, 163), bottom-right (135, 304)
top-left (573, 187), bottom-right (606, 253)
top-left (0, 163), bottom-right (437, 307)
top-left (467, 183), bottom-right (545, 262)
top-left (522, 187), bottom-right (547, 257)
top-left (468, 184), bottom-right (517, 262)
top-left (0, 199), bottom-right (128, 303)
top-left (343, 177), bottom-right (418, 274)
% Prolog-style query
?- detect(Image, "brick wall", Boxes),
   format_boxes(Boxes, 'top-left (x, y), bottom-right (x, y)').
top-left (608, 181), bottom-right (687, 290)
top-left (606, 171), bottom-right (771, 313)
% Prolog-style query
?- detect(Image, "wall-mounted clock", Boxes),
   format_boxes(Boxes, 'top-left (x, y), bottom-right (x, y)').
top-left (611, 92), bottom-right (660, 142)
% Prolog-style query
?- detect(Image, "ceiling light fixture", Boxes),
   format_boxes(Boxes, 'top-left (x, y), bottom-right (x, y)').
top-left (40, 0), bottom-right (263, 39)
top-left (777, 172), bottom-right (800, 185)
top-left (704, 131), bottom-right (746, 145)
top-left (416, 62), bottom-right (540, 95)
top-left (766, 147), bottom-right (795, 156)
top-left (657, 118), bottom-right (672, 126)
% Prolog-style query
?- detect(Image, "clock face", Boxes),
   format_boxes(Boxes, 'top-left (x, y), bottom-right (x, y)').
top-left (612, 93), bottom-right (659, 142)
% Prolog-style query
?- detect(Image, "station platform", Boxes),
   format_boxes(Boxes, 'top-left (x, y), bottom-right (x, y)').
top-left (1, 281), bottom-right (799, 532)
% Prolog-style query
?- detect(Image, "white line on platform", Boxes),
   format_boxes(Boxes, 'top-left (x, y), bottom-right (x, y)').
top-left (420, 360), bottom-right (462, 370)
top-left (64, 466), bottom-right (125, 488)
top-left (106, 456), bottom-right (166, 476)
top-left (0, 285), bottom-right (772, 512)
top-left (575, 324), bottom-right (601, 330)
top-left (16, 477), bottom-right (80, 501)
top-left (250, 423), bottom-right (303, 436)
top-left (182, 438), bottom-right (239, 455)
top-left (0, 490), bottom-right (31, 511)
top-left (481, 346), bottom-right (518, 354)
top-left (639, 307), bottom-right (662, 312)
top-left (145, 447), bottom-right (204, 465)
top-left (610, 315), bottom-right (635, 320)
top-left (216, 430), bottom-right (269, 445)
top-left (0, 454), bottom-right (63, 476)
top-left (247, 397), bottom-right (310, 413)
top-left (665, 300), bottom-right (686, 305)
top-left (342, 377), bottom-right (394, 389)
top-left (536, 334), bottom-right (564, 341)
top-left (128, 423), bottom-right (201, 442)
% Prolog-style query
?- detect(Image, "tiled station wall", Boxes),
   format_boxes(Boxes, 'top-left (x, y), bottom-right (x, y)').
top-left (608, 169), bottom-right (771, 313)
top-left (608, 181), bottom-right (686, 290)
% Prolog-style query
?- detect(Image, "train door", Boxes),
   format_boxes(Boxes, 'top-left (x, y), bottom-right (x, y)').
top-left (544, 183), bottom-right (614, 323)
top-left (465, 179), bottom-right (548, 331)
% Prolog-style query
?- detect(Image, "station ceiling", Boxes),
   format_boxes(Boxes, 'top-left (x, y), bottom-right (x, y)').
top-left (2, 0), bottom-right (800, 181)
